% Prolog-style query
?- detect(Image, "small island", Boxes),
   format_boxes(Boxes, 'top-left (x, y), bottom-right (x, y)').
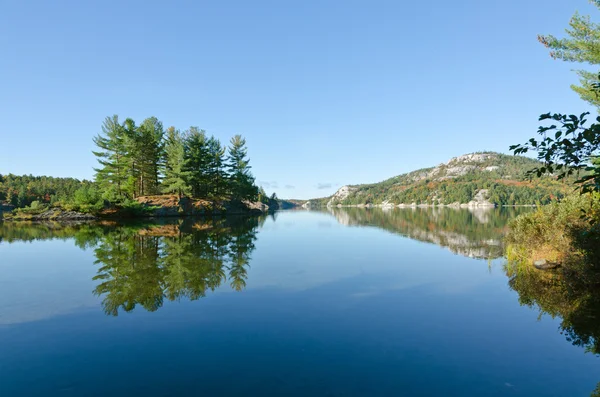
top-left (0, 115), bottom-right (295, 221)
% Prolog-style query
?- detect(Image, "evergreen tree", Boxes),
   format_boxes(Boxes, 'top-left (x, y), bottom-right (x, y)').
top-left (538, 1), bottom-right (600, 107)
top-left (226, 135), bottom-right (257, 201)
top-left (92, 115), bottom-right (130, 201)
top-left (183, 127), bottom-right (210, 198)
top-left (258, 186), bottom-right (268, 204)
top-left (122, 118), bottom-right (138, 198)
top-left (134, 117), bottom-right (165, 196)
top-left (162, 127), bottom-right (191, 197)
top-left (206, 137), bottom-right (228, 201)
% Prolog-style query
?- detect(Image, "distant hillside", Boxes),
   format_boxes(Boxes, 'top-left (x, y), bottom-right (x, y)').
top-left (308, 152), bottom-right (573, 207)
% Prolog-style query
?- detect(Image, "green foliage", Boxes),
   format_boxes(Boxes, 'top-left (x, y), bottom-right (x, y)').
top-left (258, 186), bottom-right (268, 204)
top-left (162, 127), bottom-right (191, 197)
top-left (506, 193), bottom-right (600, 265)
top-left (134, 117), bottom-right (165, 196)
top-left (90, 116), bottom-right (261, 207)
top-left (320, 152), bottom-right (570, 207)
top-left (14, 201), bottom-right (49, 215)
top-left (0, 173), bottom-right (94, 209)
top-left (226, 135), bottom-right (257, 202)
top-left (93, 115), bottom-right (131, 201)
top-left (511, 112), bottom-right (600, 194)
top-left (206, 136), bottom-right (228, 201)
top-left (183, 127), bottom-right (210, 198)
top-left (538, 2), bottom-right (600, 107)
top-left (72, 184), bottom-right (103, 212)
top-left (118, 199), bottom-right (161, 217)
top-left (3, 117), bottom-right (262, 215)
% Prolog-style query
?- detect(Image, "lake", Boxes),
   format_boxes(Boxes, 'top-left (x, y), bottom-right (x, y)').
top-left (0, 208), bottom-right (598, 396)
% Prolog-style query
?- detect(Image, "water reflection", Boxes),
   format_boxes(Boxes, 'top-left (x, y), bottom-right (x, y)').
top-left (0, 218), bottom-right (260, 316)
top-left (1, 210), bottom-right (600, 394)
top-left (94, 219), bottom-right (259, 315)
top-left (325, 207), bottom-right (532, 259)
top-left (505, 256), bottom-right (600, 396)
top-left (506, 259), bottom-right (600, 353)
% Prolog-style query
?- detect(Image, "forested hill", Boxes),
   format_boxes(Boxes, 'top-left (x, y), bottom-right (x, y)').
top-left (312, 152), bottom-right (573, 207)
top-left (0, 174), bottom-right (91, 208)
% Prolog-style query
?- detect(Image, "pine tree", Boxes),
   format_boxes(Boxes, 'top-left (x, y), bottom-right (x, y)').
top-left (226, 135), bottom-right (257, 202)
top-left (206, 137), bottom-right (228, 201)
top-left (162, 127), bottom-right (191, 197)
top-left (135, 117), bottom-right (165, 196)
top-left (122, 118), bottom-right (138, 198)
top-left (183, 127), bottom-right (210, 198)
top-left (92, 115), bottom-right (130, 201)
top-left (538, 1), bottom-right (600, 107)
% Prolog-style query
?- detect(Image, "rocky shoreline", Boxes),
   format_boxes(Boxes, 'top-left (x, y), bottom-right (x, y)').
top-left (2, 196), bottom-right (273, 222)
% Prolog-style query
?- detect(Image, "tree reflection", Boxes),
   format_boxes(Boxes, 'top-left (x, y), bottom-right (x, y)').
top-left (505, 256), bottom-right (600, 395)
top-left (88, 218), bottom-right (259, 315)
top-left (506, 252), bottom-right (600, 353)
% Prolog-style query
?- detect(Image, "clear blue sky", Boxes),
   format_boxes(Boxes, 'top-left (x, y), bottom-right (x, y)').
top-left (0, 0), bottom-right (596, 199)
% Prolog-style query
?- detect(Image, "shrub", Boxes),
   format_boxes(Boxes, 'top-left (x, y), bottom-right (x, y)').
top-left (118, 200), bottom-right (159, 217)
top-left (506, 193), bottom-right (600, 265)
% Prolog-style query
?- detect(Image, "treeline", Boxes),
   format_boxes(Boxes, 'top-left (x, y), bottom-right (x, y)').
top-left (341, 180), bottom-right (567, 206)
top-left (93, 115), bottom-right (257, 203)
top-left (0, 174), bottom-right (91, 208)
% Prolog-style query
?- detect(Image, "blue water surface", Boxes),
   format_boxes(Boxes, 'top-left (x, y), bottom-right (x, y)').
top-left (0, 209), bottom-right (598, 396)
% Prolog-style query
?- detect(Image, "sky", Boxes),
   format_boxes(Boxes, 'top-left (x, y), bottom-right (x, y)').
top-left (0, 0), bottom-right (597, 199)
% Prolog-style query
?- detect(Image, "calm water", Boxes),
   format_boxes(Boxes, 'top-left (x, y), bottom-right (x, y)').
top-left (0, 208), bottom-right (598, 396)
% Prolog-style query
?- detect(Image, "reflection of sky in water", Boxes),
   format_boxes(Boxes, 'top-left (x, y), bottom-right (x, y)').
top-left (0, 240), bottom-right (98, 325)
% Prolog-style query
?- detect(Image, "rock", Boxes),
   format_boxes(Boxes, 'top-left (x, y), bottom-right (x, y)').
top-left (327, 185), bottom-right (357, 207)
top-left (241, 200), bottom-right (269, 214)
top-left (533, 259), bottom-right (561, 270)
top-left (9, 208), bottom-right (96, 221)
top-left (446, 153), bottom-right (495, 165)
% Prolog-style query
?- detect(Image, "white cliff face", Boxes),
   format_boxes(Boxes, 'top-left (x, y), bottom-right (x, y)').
top-left (446, 153), bottom-right (495, 165)
top-left (327, 185), bottom-right (356, 206)
top-left (409, 153), bottom-right (499, 183)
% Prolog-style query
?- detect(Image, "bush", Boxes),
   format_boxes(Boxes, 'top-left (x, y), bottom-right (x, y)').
top-left (118, 200), bottom-right (159, 217)
top-left (16, 201), bottom-right (49, 215)
top-left (506, 193), bottom-right (600, 265)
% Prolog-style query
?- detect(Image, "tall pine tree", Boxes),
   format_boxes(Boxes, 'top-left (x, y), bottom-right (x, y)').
top-left (226, 135), bottom-right (257, 202)
top-left (206, 137), bottom-right (228, 201)
top-left (183, 127), bottom-right (210, 198)
top-left (92, 115), bottom-right (130, 201)
top-left (135, 117), bottom-right (165, 196)
top-left (162, 127), bottom-right (191, 197)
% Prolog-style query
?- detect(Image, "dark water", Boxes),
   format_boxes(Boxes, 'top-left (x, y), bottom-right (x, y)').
top-left (0, 208), bottom-right (598, 396)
